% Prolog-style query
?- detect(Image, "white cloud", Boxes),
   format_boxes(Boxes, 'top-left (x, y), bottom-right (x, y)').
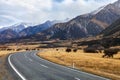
top-left (0, 0), bottom-right (118, 27)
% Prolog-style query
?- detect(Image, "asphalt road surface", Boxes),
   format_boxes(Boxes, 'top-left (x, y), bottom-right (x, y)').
top-left (8, 51), bottom-right (110, 80)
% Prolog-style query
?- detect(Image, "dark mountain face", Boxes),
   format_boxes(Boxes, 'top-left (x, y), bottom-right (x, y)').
top-left (41, 15), bottom-right (93, 40)
top-left (99, 17), bottom-right (120, 47)
top-left (32, 0), bottom-right (120, 40)
top-left (0, 29), bottom-right (18, 42)
top-left (101, 18), bottom-right (120, 38)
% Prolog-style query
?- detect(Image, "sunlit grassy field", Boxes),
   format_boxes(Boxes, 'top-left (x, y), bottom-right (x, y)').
top-left (0, 51), bottom-right (17, 56)
top-left (38, 48), bottom-right (120, 80)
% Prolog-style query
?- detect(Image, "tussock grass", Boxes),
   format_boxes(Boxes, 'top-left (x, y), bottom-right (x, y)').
top-left (38, 48), bottom-right (120, 80)
top-left (0, 51), bottom-right (17, 56)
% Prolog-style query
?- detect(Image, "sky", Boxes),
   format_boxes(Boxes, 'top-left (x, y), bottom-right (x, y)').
top-left (0, 0), bottom-right (118, 27)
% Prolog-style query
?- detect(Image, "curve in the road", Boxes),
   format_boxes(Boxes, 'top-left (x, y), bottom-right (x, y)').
top-left (8, 51), bottom-right (110, 80)
top-left (8, 54), bottom-right (27, 80)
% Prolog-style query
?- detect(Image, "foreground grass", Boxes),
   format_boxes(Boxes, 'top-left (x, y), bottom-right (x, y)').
top-left (38, 48), bottom-right (120, 80)
top-left (0, 51), bottom-right (18, 80)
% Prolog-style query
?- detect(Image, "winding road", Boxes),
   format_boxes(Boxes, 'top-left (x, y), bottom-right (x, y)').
top-left (8, 51), bottom-right (109, 80)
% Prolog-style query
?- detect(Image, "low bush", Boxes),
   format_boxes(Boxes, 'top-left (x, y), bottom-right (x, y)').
top-left (84, 48), bottom-right (98, 53)
top-left (103, 48), bottom-right (119, 58)
top-left (56, 49), bottom-right (59, 51)
top-left (66, 48), bottom-right (71, 53)
top-left (73, 49), bottom-right (77, 52)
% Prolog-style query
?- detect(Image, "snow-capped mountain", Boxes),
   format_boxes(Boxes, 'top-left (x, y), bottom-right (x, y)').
top-left (19, 19), bottom-right (69, 37)
top-left (0, 23), bottom-right (27, 33)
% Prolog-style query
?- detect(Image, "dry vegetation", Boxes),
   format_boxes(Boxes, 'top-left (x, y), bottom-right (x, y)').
top-left (0, 51), bottom-right (18, 80)
top-left (38, 48), bottom-right (120, 80)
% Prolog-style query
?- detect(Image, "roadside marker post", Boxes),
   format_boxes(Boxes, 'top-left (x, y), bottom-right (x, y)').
top-left (73, 62), bottom-right (75, 68)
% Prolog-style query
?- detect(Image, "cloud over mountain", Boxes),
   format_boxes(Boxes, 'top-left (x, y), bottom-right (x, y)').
top-left (0, 0), bottom-right (117, 27)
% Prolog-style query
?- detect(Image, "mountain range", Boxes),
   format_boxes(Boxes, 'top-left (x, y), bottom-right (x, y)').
top-left (0, 19), bottom-right (70, 42)
top-left (19, 19), bottom-right (70, 37)
top-left (29, 0), bottom-right (120, 40)
top-left (0, 0), bottom-right (120, 42)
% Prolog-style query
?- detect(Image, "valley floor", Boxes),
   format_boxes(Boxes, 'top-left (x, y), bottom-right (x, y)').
top-left (38, 48), bottom-right (120, 80)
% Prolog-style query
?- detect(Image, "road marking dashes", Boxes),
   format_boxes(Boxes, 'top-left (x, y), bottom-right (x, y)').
top-left (24, 54), bottom-right (27, 58)
top-left (29, 58), bottom-right (33, 61)
top-left (75, 77), bottom-right (81, 80)
top-left (40, 64), bottom-right (48, 68)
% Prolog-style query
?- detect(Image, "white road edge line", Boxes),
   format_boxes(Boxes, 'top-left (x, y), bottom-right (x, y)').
top-left (8, 54), bottom-right (27, 80)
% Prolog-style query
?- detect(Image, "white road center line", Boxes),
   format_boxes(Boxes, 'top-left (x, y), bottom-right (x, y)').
top-left (29, 58), bottom-right (33, 62)
top-left (75, 77), bottom-right (81, 80)
top-left (24, 53), bottom-right (33, 62)
top-left (40, 64), bottom-right (48, 68)
top-left (24, 53), bottom-right (27, 58)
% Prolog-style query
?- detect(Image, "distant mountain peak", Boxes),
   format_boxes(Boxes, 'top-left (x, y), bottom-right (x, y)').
top-left (0, 23), bottom-right (27, 33)
top-left (13, 22), bottom-right (30, 28)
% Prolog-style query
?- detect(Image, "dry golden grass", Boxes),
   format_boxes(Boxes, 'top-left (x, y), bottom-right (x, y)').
top-left (38, 48), bottom-right (120, 80)
top-left (0, 51), bottom-right (18, 80)
top-left (0, 51), bottom-right (18, 56)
